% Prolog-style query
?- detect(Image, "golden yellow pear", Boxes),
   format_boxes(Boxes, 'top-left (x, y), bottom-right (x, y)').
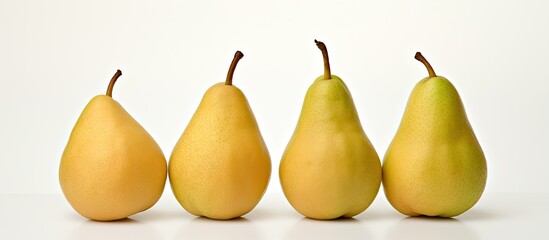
top-left (280, 40), bottom-right (381, 220)
top-left (59, 70), bottom-right (167, 221)
top-left (382, 53), bottom-right (487, 217)
top-left (169, 51), bottom-right (271, 220)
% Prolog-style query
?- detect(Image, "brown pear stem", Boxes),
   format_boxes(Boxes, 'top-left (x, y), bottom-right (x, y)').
top-left (415, 52), bottom-right (437, 78)
top-left (315, 40), bottom-right (331, 80)
top-left (106, 70), bottom-right (122, 97)
top-left (225, 51), bottom-right (244, 85)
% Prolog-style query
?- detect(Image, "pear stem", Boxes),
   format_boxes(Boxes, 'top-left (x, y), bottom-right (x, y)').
top-left (106, 70), bottom-right (122, 97)
top-left (315, 40), bottom-right (331, 80)
top-left (415, 52), bottom-right (437, 78)
top-left (225, 51), bottom-right (244, 85)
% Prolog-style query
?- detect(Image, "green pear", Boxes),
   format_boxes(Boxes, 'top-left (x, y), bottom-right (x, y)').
top-left (382, 52), bottom-right (487, 217)
top-left (59, 70), bottom-right (167, 221)
top-left (169, 51), bottom-right (271, 220)
top-left (279, 40), bottom-right (381, 220)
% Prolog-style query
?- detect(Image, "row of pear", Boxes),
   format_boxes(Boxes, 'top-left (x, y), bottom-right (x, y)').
top-left (59, 40), bottom-right (487, 221)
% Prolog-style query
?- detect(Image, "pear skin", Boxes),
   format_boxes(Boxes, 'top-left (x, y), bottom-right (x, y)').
top-left (280, 41), bottom-right (381, 220)
top-left (382, 53), bottom-right (487, 217)
top-left (59, 70), bottom-right (167, 221)
top-left (169, 52), bottom-right (271, 220)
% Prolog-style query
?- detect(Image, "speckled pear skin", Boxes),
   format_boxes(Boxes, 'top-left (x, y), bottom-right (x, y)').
top-left (169, 83), bottom-right (271, 220)
top-left (382, 75), bottom-right (487, 217)
top-left (59, 95), bottom-right (167, 221)
top-left (280, 75), bottom-right (381, 220)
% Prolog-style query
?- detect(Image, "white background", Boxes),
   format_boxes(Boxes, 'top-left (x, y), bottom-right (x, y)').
top-left (2, 0), bottom-right (548, 195)
top-left (1, 1), bottom-right (549, 238)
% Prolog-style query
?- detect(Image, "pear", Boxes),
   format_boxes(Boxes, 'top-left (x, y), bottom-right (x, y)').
top-left (382, 52), bottom-right (487, 217)
top-left (169, 51), bottom-right (271, 220)
top-left (59, 70), bottom-right (167, 221)
top-left (279, 40), bottom-right (381, 220)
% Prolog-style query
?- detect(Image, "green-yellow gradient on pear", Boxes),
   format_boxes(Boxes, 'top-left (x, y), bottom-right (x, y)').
top-left (280, 40), bottom-right (381, 220)
top-left (382, 53), bottom-right (487, 217)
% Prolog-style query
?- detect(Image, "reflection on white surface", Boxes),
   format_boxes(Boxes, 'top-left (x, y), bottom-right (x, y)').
top-left (1, 193), bottom-right (548, 239)
top-left (70, 218), bottom-right (160, 240)
top-left (176, 217), bottom-right (263, 240)
top-left (285, 218), bottom-right (371, 240)
top-left (385, 217), bottom-right (479, 240)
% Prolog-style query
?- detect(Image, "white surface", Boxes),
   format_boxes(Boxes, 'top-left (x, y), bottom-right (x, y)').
top-left (1, 192), bottom-right (548, 239)
top-left (1, 0), bottom-right (549, 195)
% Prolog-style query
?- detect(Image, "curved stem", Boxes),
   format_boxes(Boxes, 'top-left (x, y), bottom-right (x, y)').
top-left (414, 52), bottom-right (437, 78)
top-left (106, 70), bottom-right (122, 97)
top-left (315, 40), bottom-right (331, 80)
top-left (225, 51), bottom-right (244, 85)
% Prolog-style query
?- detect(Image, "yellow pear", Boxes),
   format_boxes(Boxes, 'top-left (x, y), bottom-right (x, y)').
top-left (169, 51), bottom-right (271, 220)
top-left (279, 40), bottom-right (381, 220)
top-left (382, 53), bottom-right (487, 217)
top-left (59, 70), bottom-right (167, 221)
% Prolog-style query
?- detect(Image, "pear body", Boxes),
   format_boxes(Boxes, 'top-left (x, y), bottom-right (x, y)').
top-left (280, 75), bottom-right (381, 220)
top-left (59, 95), bottom-right (167, 221)
top-left (169, 83), bottom-right (271, 220)
top-left (383, 76), bottom-right (487, 217)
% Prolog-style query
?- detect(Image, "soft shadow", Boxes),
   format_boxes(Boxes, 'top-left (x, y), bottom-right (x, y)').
top-left (132, 208), bottom-right (189, 222)
top-left (175, 217), bottom-right (263, 240)
top-left (243, 207), bottom-right (273, 220)
top-left (70, 218), bottom-right (160, 240)
top-left (285, 217), bottom-right (371, 240)
top-left (245, 204), bottom-right (297, 220)
top-left (384, 216), bottom-right (479, 240)
top-left (457, 209), bottom-right (502, 221)
top-left (355, 209), bottom-right (402, 221)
